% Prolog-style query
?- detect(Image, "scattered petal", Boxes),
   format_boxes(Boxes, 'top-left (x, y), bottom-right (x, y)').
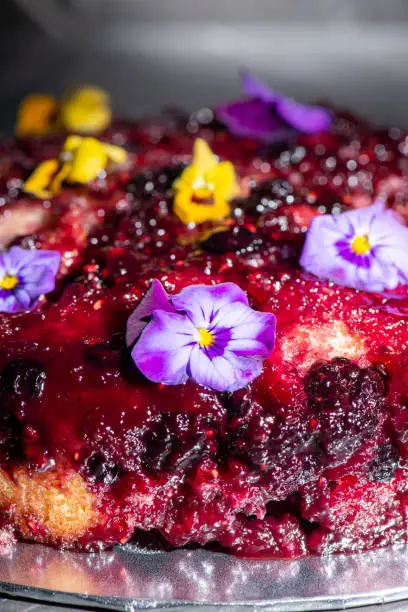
top-left (216, 72), bottom-right (333, 142)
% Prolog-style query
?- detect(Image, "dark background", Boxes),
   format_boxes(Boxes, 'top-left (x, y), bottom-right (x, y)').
top-left (1, 0), bottom-right (408, 135)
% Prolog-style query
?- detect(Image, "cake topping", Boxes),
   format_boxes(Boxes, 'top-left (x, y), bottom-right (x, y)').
top-left (300, 200), bottom-right (408, 292)
top-left (16, 85), bottom-right (112, 137)
top-left (216, 72), bottom-right (332, 142)
top-left (0, 246), bottom-right (61, 313)
top-left (172, 138), bottom-right (239, 225)
top-left (23, 135), bottom-right (127, 199)
top-left (127, 280), bottom-right (276, 392)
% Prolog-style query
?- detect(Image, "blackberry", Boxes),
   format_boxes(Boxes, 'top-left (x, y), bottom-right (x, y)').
top-left (305, 358), bottom-right (388, 464)
top-left (229, 407), bottom-right (322, 497)
top-left (142, 413), bottom-right (209, 473)
top-left (245, 178), bottom-right (295, 216)
top-left (304, 188), bottom-right (346, 215)
top-left (201, 227), bottom-right (258, 255)
top-left (127, 164), bottom-right (185, 199)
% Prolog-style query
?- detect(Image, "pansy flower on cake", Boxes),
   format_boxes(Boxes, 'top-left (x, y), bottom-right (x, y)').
top-left (16, 85), bottom-right (112, 137)
top-left (0, 246), bottom-right (61, 313)
top-left (217, 72), bottom-right (332, 142)
top-left (127, 280), bottom-right (276, 392)
top-left (300, 200), bottom-right (408, 292)
top-left (23, 135), bottom-right (127, 199)
top-left (172, 138), bottom-right (240, 225)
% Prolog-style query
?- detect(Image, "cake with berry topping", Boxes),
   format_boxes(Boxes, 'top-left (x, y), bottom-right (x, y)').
top-left (0, 77), bottom-right (408, 556)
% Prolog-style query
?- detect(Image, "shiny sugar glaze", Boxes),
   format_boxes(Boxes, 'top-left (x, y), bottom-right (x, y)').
top-left (0, 108), bottom-right (408, 555)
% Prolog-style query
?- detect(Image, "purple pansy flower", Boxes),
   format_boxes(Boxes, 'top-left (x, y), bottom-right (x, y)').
top-left (0, 246), bottom-right (61, 313)
top-left (216, 72), bottom-right (332, 143)
top-left (300, 200), bottom-right (408, 293)
top-left (126, 280), bottom-right (276, 392)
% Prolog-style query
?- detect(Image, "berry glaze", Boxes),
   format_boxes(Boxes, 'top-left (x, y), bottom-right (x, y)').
top-left (0, 107), bottom-right (408, 556)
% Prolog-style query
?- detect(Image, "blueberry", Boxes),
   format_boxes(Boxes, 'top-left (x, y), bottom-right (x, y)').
top-left (0, 359), bottom-right (46, 400)
top-left (369, 445), bottom-right (399, 482)
top-left (85, 452), bottom-right (121, 486)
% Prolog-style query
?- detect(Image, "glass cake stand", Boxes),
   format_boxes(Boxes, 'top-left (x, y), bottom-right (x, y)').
top-left (0, 543), bottom-right (408, 610)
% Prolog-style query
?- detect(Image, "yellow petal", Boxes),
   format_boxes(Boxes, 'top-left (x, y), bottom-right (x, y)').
top-left (49, 162), bottom-right (73, 195)
top-left (60, 85), bottom-right (112, 134)
top-left (192, 139), bottom-right (218, 173)
top-left (67, 137), bottom-right (108, 184)
top-left (173, 165), bottom-right (201, 193)
top-left (62, 135), bottom-right (84, 153)
top-left (209, 161), bottom-right (240, 200)
top-left (16, 95), bottom-right (58, 137)
top-left (102, 142), bottom-right (127, 164)
top-left (23, 159), bottom-right (59, 199)
top-left (174, 191), bottom-right (230, 225)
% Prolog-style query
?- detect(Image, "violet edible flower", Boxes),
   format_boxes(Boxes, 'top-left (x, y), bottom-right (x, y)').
top-left (127, 280), bottom-right (276, 392)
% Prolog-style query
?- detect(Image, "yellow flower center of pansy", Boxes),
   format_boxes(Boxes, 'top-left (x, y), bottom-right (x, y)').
top-left (197, 328), bottom-right (214, 348)
top-left (0, 275), bottom-right (18, 291)
top-left (191, 186), bottom-right (215, 205)
top-left (351, 234), bottom-right (371, 255)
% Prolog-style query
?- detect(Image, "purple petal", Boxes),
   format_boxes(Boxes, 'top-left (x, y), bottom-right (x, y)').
top-left (276, 98), bottom-right (332, 133)
top-left (131, 309), bottom-right (196, 385)
top-left (0, 247), bottom-right (60, 313)
top-left (30, 249), bottom-right (61, 277)
top-left (172, 282), bottom-right (249, 328)
top-left (216, 99), bottom-right (294, 143)
top-left (211, 302), bottom-right (276, 358)
top-left (240, 72), bottom-right (280, 104)
top-left (20, 265), bottom-right (58, 299)
top-left (13, 288), bottom-right (34, 310)
top-left (0, 293), bottom-right (20, 313)
top-left (188, 344), bottom-right (263, 392)
top-left (126, 280), bottom-right (174, 347)
top-left (3, 246), bottom-right (60, 277)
